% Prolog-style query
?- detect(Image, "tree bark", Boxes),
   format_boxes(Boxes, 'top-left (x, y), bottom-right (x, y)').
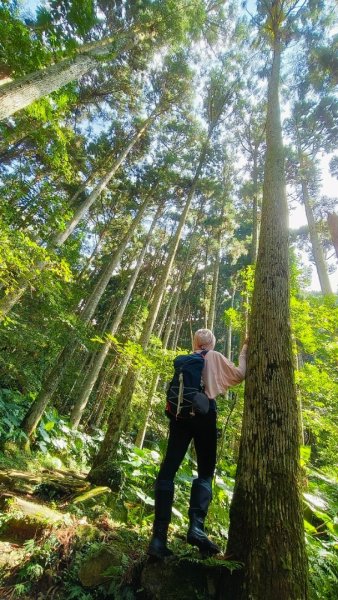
top-left (226, 288), bottom-right (236, 360)
top-left (0, 33), bottom-right (138, 120)
top-left (207, 230), bottom-right (221, 331)
top-left (251, 149), bottom-right (259, 263)
top-left (297, 150), bottom-right (332, 295)
top-left (226, 36), bottom-right (309, 600)
top-left (327, 212), bottom-right (338, 258)
top-left (134, 373), bottom-right (160, 448)
top-left (0, 54), bottom-right (97, 121)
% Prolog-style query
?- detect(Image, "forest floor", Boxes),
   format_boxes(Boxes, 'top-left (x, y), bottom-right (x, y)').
top-left (0, 454), bottom-right (149, 599)
top-left (0, 452), bottom-right (240, 600)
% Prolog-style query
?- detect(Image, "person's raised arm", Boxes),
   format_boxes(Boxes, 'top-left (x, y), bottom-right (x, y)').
top-left (212, 340), bottom-right (248, 388)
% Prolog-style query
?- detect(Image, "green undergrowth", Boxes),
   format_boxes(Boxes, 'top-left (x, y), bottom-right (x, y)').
top-left (0, 428), bottom-right (337, 598)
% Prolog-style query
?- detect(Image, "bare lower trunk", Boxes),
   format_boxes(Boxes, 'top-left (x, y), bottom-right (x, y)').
top-left (20, 344), bottom-right (76, 439)
top-left (226, 37), bottom-right (308, 599)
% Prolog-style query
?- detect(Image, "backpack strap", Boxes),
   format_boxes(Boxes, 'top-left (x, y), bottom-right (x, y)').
top-left (177, 372), bottom-right (184, 416)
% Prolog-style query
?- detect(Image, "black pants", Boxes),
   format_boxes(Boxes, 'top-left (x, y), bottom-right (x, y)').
top-left (157, 408), bottom-right (217, 482)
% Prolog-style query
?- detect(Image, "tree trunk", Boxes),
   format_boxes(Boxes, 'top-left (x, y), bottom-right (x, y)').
top-left (134, 373), bottom-right (160, 448)
top-left (0, 119), bottom-right (154, 319)
top-left (297, 151), bottom-right (332, 295)
top-left (226, 38), bottom-right (309, 600)
top-left (88, 140), bottom-right (210, 483)
top-left (84, 357), bottom-right (119, 430)
top-left (70, 203), bottom-right (163, 428)
top-left (19, 198), bottom-right (151, 439)
top-left (171, 305), bottom-right (185, 350)
top-left (79, 194), bottom-right (151, 324)
top-left (51, 114), bottom-right (155, 246)
top-left (20, 344), bottom-right (75, 440)
top-left (88, 369), bottom-right (139, 483)
top-left (251, 149), bottom-right (259, 263)
top-left (327, 212), bottom-right (338, 258)
top-left (0, 33), bottom-right (138, 120)
top-left (156, 292), bottom-right (174, 337)
top-left (162, 283), bottom-right (182, 347)
top-left (76, 227), bottom-right (109, 281)
top-left (207, 230), bottom-right (221, 331)
top-left (226, 288), bottom-right (236, 360)
top-left (0, 54), bottom-right (97, 121)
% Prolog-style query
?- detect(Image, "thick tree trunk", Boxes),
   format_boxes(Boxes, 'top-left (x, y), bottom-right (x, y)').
top-left (70, 203), bottom-right (163, 428)
top-left (251, 149), bottom-right (259, 263)
top-left (226, 288), bottom-right (236, 360)
top-left (226, 38), bottom-right (309, 600)
top-left (0, 54), bottom-right (97, 121)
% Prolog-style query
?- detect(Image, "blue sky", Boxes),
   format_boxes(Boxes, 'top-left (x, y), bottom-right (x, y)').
top-left (19, 0), bottom-right (41, 17)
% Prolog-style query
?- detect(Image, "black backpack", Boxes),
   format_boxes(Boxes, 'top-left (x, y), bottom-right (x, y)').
top-left (165, 351), bottom-right (209, 419)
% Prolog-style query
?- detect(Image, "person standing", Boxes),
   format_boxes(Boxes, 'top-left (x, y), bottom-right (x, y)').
top-left (148, 328), bottom-right (248, 558)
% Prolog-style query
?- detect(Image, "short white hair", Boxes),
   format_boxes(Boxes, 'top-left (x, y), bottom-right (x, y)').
top-left (193, 329), bottom-right (216, 351)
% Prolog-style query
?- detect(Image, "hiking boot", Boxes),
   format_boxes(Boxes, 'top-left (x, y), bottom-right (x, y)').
top-left (148, 522), bottom-right (173, 559)
top-left (187, 477), bottom-right (220, 555)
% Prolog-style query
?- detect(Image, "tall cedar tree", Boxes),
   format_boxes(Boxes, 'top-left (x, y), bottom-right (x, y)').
top-left (226, 1), bottom-right (309, 598)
